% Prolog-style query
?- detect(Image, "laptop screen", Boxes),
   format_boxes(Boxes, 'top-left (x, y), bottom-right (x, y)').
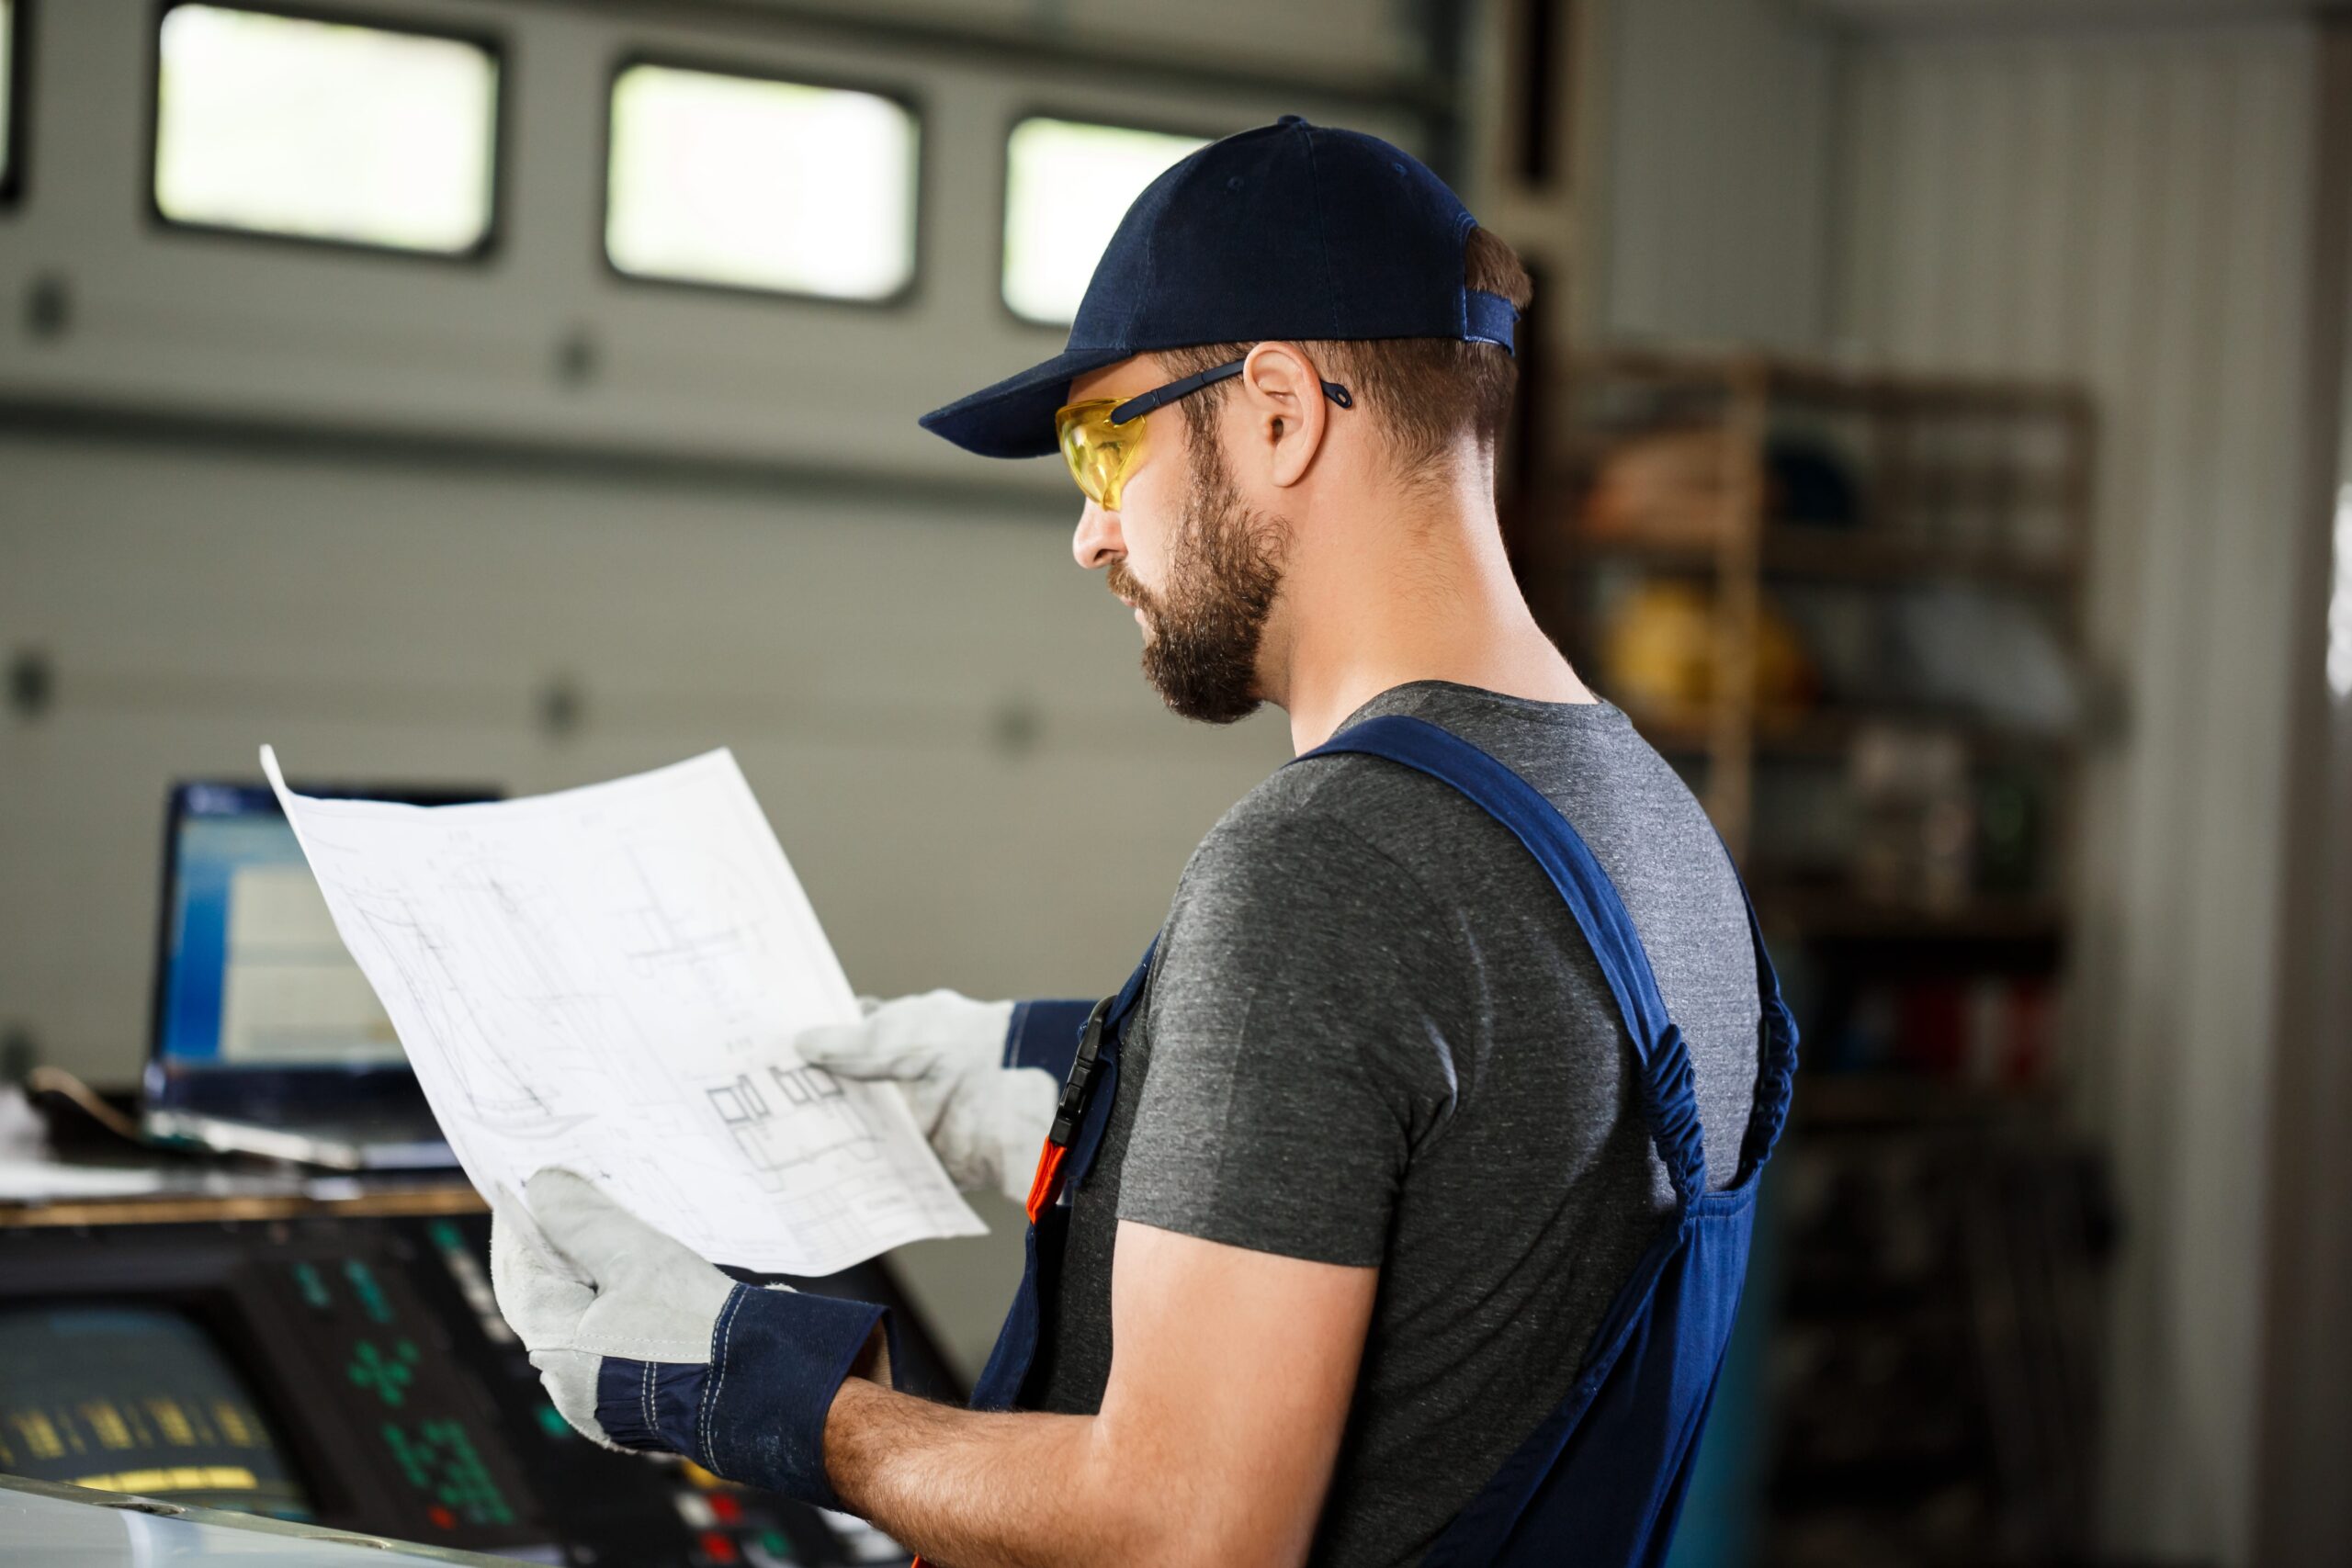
top-left (144, 781), bottom-right (495, 1123)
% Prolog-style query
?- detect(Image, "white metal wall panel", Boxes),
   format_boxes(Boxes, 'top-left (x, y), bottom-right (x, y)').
top-left (724, 0), bottom-right (1429, 81)
top-left (1593, 0), bottom-right (1842, 349)
top-left (0, 0), bottom-right (1427, 493)
top-left (1838, 27), bottom-right (2319, 1567)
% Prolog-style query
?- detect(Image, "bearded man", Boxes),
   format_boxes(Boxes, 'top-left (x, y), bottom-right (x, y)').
top-left (492, 118), bottom-right (1796, 1568)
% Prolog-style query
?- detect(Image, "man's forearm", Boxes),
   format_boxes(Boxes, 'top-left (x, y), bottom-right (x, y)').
top-left (824, 1377), bottom-right (1160, 1568)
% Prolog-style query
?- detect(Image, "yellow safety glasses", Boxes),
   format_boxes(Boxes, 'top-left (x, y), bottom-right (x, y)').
top-left (1052, 360), bottom-right (1355, 511)
top-left (1055, 399), bottom-right (1148, 511)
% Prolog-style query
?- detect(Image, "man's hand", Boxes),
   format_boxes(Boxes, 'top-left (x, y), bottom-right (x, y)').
top-left (797, 991), bottom-right (1055, 1203)
top-left (490, 1168), bottom-right (892, 1509)
top-left (490, 1168), bottom-right (735, 1451)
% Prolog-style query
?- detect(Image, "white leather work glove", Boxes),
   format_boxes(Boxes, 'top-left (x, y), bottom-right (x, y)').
top-left (489, 1168), bottom-right (891, 1507)
top-left (796, 990), bottom-right (1054, 1205)
top-left (490, 1169), bottom-right (734, 1453)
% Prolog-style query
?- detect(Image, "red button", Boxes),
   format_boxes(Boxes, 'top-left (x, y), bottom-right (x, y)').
top-left (707, 1494), bottom-right (743, 1523)
top-left (427, 1506), bottom-right (455, 1529)
top-left (699, 1531), bottom-right (740, 1563)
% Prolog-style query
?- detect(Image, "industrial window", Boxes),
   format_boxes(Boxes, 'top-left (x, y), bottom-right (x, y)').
top-left (605, 63), bottom-right (919, 302)
top-left (152, 4), bottom-right (501, 255)
top-left (1002, 117), bottom-right (1208, 325)
top-left (0, 0), bottom-right (21, 206)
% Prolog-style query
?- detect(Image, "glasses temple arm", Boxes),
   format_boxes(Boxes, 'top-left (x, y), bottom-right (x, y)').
top-left (1110, 361), bottom-right (1354, 425)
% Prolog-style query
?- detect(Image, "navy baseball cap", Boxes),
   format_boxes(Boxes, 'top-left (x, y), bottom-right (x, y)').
top-left (920, 115), bottom-right (1517, 460)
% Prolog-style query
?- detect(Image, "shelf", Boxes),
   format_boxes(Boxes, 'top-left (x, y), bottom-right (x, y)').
top-left (1570, 344), bottom-right (2095, 421)
top-left (1767, 527), bottom-right (2079, 588)
top-left (1629, 707), bottom-right (2078, 764)
top-left (1756, 887), bottom-right (2068, 945)
top-left (1555, 525), bottom-right (2080, 591)
top-left (1770, 1456), bottom-right (1988, 1511)
top-left (1787, 1073), bottom-right (2062, 1131)
top-left (1781, 1286), bottom-right (1975, 1328)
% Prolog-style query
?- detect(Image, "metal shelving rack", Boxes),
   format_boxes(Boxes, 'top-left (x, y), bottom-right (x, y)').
top-left (1514, 346), bottom-right (2096, 943)
top-left (1510, 346), bottom-right (2113, 1566)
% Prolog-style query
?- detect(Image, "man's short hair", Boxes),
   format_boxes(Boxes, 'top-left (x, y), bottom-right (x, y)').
top-left (1159, 226), bottom-right (1533, 478)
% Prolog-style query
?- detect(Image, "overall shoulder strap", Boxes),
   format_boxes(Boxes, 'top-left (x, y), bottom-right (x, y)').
top-left (1295, 714), bottom-right (1710, 1207)
top-left (1729, 875), bottom-right (1801, 1179)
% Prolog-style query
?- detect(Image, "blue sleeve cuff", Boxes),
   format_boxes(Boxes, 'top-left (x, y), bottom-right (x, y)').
top-left (1005, 998), bottom-right (1094, 1078)
top-left (593, 1284), bottom-right (888, 1510)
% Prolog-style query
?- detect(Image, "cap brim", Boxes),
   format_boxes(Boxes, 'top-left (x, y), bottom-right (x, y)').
top-left (918, 344), bottom-right (1136, 459)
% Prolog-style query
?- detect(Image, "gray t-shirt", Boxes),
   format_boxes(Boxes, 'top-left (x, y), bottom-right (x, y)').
top-left (1030, 682), bottom-right (1762, 1567)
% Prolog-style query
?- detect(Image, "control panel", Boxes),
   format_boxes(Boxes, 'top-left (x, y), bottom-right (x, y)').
top-left (0, 1212), bottom-right (944, 1565)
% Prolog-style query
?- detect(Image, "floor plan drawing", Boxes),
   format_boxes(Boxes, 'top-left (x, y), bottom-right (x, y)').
top-left (707, 1064), bottom-right (879, 1190)
top-left (261, 746), bottom-right (984, 1275)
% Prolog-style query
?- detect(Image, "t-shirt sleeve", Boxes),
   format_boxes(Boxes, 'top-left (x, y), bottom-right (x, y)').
top-left (1116, 802), bottom-right (1464, 1269)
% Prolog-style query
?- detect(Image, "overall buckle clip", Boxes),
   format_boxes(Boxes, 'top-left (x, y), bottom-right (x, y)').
top-left (1047, 994), bottom-right (1115, 1148)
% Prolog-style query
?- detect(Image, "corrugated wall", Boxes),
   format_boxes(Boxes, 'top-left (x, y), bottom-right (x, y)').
top-left (1588, 0), bottom-right (1841, 349)
top-left (1837, 25), bottom-right (2320, 1566)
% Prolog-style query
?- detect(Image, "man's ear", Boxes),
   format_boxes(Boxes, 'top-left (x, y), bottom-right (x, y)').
top-left (1236, 342), bottom-right (1332, 490)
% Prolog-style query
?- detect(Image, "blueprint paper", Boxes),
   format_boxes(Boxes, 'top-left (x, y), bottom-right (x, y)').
top-left (259, 746), bottom-right (984, 1274)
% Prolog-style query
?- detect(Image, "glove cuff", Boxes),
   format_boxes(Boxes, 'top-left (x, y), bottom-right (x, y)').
top-left (595, 1356), bottom-right (704, 1452)
top-left (593, 1283), bottom-right (888, 1510)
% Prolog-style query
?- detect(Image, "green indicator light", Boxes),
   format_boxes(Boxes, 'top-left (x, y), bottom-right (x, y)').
top-left (348, 1341), bottom-right (419, 1407)
top-left (763, 1531), bottom-right (790, 1556)
top-left (428, 1220), bottom-right (464, 1252)
top-left (535, 1405), bottom-right (570, 1438)
top-left (291, 1263), bottom-right (333, 1312)
top-left (344, 1260), bottom-right (396, 1325)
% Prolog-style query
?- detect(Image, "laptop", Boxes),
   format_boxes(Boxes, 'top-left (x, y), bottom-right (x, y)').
top-left (140, 779), bottom-right (497, 1171)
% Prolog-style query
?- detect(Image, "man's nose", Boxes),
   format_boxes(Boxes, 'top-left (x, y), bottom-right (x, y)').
top-left (1071, 499), bottom-right (1124, 570)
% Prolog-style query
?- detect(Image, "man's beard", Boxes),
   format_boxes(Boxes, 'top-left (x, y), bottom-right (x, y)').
top-left (1106, 431), bottom-right (1289, 725)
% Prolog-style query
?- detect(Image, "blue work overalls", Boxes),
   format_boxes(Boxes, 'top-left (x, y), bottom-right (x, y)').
top-left (969, 715), bottom-right (1800, 1566)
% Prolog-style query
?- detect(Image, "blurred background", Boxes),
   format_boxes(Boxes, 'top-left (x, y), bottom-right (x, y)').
top-left (2, 1), bottom-right (2348, 1565)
